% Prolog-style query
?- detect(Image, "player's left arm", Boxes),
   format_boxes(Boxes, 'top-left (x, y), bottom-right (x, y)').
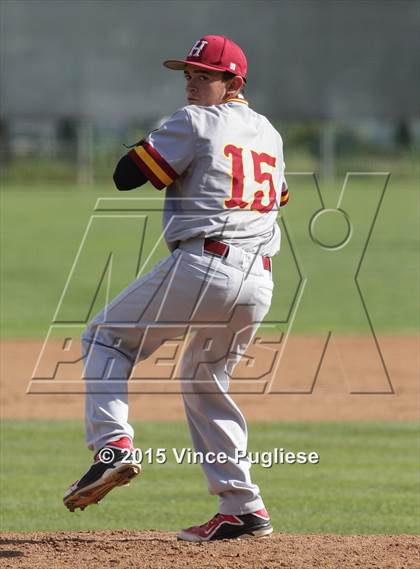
top-left (113, 110), bottom-right (193, 191)
top-left (122, 109), bottom-right (195, 191)
top-left (113, 154), bottom-right (148, 191)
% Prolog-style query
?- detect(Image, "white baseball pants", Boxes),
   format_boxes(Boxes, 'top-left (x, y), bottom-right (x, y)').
top-left (82, 238), bottom-right (273, 515)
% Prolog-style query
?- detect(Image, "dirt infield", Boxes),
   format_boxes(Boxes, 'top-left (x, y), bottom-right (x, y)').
top-left (1, 531), bottom-right (419, 568)
top-left (1, 335), bottom-right (418, 421)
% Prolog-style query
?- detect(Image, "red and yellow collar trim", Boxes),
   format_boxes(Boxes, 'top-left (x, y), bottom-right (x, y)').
top-left (224, 97), bottom-right (249, 105)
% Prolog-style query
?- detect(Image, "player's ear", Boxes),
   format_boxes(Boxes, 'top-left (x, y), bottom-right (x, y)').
top-left (226, 75), bottom-right (244, 98)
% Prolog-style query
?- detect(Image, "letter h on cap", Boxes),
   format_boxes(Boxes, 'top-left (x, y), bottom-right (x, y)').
top-left (188, 40), bottom-right (208, 58)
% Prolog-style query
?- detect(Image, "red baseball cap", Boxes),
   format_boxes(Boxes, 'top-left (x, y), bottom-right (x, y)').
top-left (163, 35), bottom-right (247, 80)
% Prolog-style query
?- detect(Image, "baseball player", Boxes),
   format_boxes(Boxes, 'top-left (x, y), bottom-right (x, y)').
top-left (63, 35), bottom-right (288, 542)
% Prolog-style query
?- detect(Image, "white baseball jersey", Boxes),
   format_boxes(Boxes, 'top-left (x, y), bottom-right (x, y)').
top-left (128, 96), bottom-right (288, 256)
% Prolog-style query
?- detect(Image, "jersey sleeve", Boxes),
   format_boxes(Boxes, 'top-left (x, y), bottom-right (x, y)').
top-left (275, 134), bottom-right (289, 207)
top-left (128, 109), bottom-right (194, 190)
top-left (280, 179), bottom-right (289, 206)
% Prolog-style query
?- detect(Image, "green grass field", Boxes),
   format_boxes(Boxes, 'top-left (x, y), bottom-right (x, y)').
top-left (1, 170), bottom-right (418, 338)
top-left (1, 420), bottom-right (418, 534)
top-left (1, 164), bottom-right (418, 538)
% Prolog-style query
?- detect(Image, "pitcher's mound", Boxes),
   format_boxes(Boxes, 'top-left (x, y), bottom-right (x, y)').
top-left (1, 531), bottom-right (419, 568)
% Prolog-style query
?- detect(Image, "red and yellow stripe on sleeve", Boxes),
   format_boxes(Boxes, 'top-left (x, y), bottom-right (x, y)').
top-left (128, 141), bottom-right (178, 190)
top-left (280, 182), bottom-right (289, 206)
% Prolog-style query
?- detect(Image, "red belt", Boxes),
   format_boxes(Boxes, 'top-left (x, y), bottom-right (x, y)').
top-left (203, 239), bottom-right (272, 272)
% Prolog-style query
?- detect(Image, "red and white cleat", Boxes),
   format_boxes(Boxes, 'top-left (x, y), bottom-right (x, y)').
top-left (63, 437), bottom-right (140, 512)
top-left (177, 508), bottom-right (273, 542)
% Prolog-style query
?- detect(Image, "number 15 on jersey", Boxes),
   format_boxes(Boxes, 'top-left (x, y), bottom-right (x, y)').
top-left (224, 144), bottom-right (283, 214)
